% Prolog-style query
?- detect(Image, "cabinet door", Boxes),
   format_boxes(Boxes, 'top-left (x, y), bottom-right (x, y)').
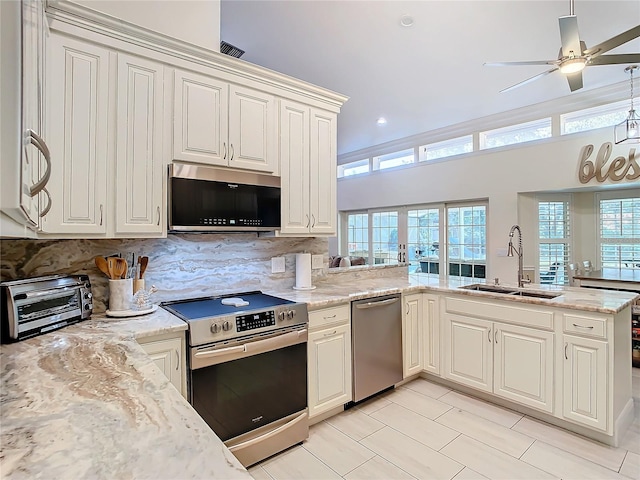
top-left (173, 69), bottom-right (228, 166)
top-left (423, 294), bottom-right (440, 375)
top-left (403, 293), bottom-right (423, 378)
top-left (115, 54), bottom-right (164, 234)
top-left (228, 85), bottom-right (277, 173)
top-left (443, 314), bottom-right (493, 392)
top-left (279, 100), bottom-right (310, 234)
top-left (308, 323), bottom-right (352, 418)
top-left (43, 35), bottom-right (109, 234)
top-left (563, 335), bottom-right (608, 431)
top-left (309, 109), bottom-right (337, 235)
top-left (139, 337), bottom-right (185, 398)
top-left (494, 323), bottom-right (554, 413)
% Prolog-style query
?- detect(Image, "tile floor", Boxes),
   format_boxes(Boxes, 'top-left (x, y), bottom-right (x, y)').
top-left (249, 369), bottom-right (640, 480)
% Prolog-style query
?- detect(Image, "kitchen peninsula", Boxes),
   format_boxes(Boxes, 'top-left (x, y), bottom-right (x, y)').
top-left (1, 271), bottom-right (637, 478)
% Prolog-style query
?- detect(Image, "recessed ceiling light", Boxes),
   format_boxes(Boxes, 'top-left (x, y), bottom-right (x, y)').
top-left (400, 15), bottom-right (414, 27)
top-left (377, 117), bottom-right (387, 125)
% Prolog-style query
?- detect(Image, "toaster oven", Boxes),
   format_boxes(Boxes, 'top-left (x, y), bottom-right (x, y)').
top-left (1, 274), bottom-right (93, 343)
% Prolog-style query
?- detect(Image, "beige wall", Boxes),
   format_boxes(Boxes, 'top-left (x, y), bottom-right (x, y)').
top-left (71, 0), bottom-right (221, 51)
top-left (337, 128), bottom-right (640, 282)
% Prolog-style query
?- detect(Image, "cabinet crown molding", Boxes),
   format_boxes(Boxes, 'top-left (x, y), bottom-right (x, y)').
top-left (45, 0), bottom-right (348, 110)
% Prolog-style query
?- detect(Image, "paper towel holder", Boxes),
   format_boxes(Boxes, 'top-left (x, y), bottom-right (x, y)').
top-left (293, 252), bottom-right (316, 290)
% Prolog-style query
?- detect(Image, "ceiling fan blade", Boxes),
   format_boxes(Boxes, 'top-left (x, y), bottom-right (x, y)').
top-left (566, 72), bottom-right (583, 92)
top-left (589, 53), bottom-right (640, 65)
top-left (484, 60), bottom-right (558, 67)
top-left (559, 15), bottom-right (582, 57)
top-left (583, 25), bottom-right (640, 57)
top-left (499, 68), bottom-right (559, 93)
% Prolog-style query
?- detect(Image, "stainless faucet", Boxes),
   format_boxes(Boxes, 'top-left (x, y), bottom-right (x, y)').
top-left (507, 225), bottom-right (531, 288)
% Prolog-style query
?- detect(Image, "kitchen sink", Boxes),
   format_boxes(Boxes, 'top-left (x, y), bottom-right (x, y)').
top-left (459, 284), bottom-right (560, 299)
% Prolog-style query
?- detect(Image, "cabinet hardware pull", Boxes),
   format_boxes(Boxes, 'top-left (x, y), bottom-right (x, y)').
top-left (223, 142), bottom-right (227, 160)
top-left (323, 314), bottom-right (337, 320)
top-left (323, 330), bottom-right (337, 337)
top-left (99, 204), bottom-right (103, 226)
top-left (572, 323), bottom-right (594, 329)
top-left (27, 130), bottom-right (52, 197)
top-left (398, 252), bottom-right (402, 262)
top-left (488, 328), bottom-right (492, 343)
top-left (494, 330), bottom-right (498, 343)
top-left (402, 252), bottom-right (406, 263)
top-left (311, 214), bottom-right (315, 227)
top-left (156, 206), bottom-right (160, 226)
top-left (230, 144), bottom-right (234, 161)
top-left (406, 304), bottom-right (410, 315)
top-left (39, 188), bottom-right (51, 217)
top-left (565, 343), bottom-right (568, 360)
top-left (305, 214), bottom-right (310, 228)
top-left (175, 349), bottom-right (179, 370)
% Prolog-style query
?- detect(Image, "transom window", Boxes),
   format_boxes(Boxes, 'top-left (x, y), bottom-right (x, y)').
top-left (480, 118), bottom-right (552, 150)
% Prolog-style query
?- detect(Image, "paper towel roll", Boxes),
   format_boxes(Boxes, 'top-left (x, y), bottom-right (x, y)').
top-left (294, 253), bottom-right (315, 290)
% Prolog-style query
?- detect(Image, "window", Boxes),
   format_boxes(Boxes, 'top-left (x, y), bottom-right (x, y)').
top-left (598, 195), bottom-right (640, 271)
top-left (538, 198), bottom-right (571, 285)
top-left (480, 118), bottom-right (552, 150)
top-left (447, 204), bottom-right (486, 279)
top-left (341, 201), bottom-right (487, 277)
top-left (419, 135), bottom-right (473, 162)
top-left (371, 211), bottom-right (399, 265)
top-left (561, 99), bottom-right (630, 135)
top-left (338, 159), bottom-right (369, 178)
top-left (347, 213), bottom-right (368, 259)
top-left (408, 208), bottom-right (440, 274)
top-left (373, 149), bottom-right (414, 171)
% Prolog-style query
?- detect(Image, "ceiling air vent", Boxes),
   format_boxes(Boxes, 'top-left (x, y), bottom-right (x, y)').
top-left (220, 41), bottom-right (245, 58)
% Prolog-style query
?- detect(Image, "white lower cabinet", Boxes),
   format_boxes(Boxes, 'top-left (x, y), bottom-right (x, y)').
top-left (403, 293), bottom-right (423, 378)
top-left (562, 334), bottom-right (608, 431)
top-left (422, 294), bottom-right (440, 375)
top-left (307, 305), bottom-right (352, 419)
top-left (138, 333), bottom-right (187, 399)
top-left (443, 300), bottom-right (555, 413)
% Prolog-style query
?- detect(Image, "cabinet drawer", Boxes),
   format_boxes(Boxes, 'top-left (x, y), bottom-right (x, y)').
top-left (563, 314), bottom-right (607, 339)
top-left (309, 304), bottom-right (350, 329)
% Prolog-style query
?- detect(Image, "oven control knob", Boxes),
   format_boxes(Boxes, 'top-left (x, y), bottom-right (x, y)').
top-left (84, 292), bottom-right (93, 300)
top-left (278, 311), bottom-right (286, 321)
top-left (210, 323), bottom-right (221, 334)
top-left (287, 310), bottom-right (295, 320)
top-left (222, 321), bottom-right (232, 332)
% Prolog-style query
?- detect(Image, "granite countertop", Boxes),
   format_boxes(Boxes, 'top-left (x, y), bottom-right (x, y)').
top-left (0, 308), bottom-right (251, 480)
top-left (267, 273), bottom-right (639, 314)
top-left (573, 268), bottom-right (640, 284)
top-left (2, 272), bottom-right (638, 479)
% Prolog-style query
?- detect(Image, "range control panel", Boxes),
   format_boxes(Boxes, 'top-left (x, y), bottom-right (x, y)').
top-left (237, 311), bottom-right (276, 332)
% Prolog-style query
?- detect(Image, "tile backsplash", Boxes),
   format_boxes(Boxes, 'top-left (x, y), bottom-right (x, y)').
top-left (0, 234), bottom-right (328, 312)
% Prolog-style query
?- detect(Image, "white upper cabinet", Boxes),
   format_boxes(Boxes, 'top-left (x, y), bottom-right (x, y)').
top-left (115, 54), bottom-right (165, 234)
top-left (280, 100), bottom-right (338, 236)
top-left (43, 34), bottom-right (110, 234)
top-left (173, 70), bottom-right (277, 174)
top-left (173, 70), bottom-right (228, 166)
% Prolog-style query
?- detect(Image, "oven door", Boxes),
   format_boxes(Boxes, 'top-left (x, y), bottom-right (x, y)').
top-left (189, 326), bottom-right (307, 445)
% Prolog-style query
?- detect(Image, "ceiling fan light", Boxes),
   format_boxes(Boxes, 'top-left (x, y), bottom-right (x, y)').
top-left (559, 57), bottom-right (586, 74)
top-left (614, 109), bottom-right (640, 144)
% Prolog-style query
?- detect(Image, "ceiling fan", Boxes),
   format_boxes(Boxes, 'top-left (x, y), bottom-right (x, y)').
top-left (485, 0), bottom-right (640, 93)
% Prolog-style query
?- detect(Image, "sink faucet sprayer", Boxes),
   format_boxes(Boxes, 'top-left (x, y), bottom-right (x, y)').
top-left (507, 225), bottom-right (531, 288)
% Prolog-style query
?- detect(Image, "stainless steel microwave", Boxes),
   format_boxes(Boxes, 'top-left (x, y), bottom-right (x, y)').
top-left (168, 163), bottom-right (281, 232)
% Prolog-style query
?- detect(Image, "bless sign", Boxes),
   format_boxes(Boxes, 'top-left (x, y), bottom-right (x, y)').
top-left (578, 142), bottom-right (640, 184)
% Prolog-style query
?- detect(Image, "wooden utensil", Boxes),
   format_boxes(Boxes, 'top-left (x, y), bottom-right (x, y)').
top-left (95, 256), bottom-right (110, 278)
top-left (113, 258), bottom-right (127, 279)
top-left (138, 256), bottom-right (149, 279)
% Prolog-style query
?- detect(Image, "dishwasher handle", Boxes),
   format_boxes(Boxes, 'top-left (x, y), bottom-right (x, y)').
top-left (354, 297), bottom-right (399, 309)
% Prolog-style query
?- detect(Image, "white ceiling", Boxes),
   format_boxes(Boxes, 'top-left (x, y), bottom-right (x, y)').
top-left (220, 0), bottom-right (640, 158)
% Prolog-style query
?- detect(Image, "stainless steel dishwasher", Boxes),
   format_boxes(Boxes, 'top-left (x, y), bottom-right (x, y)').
top-left (351, 294), bottom-right (403, 403)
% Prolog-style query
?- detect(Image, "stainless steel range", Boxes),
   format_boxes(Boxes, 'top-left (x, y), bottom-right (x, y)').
top-left (161, 291), bottom-right (308, 467)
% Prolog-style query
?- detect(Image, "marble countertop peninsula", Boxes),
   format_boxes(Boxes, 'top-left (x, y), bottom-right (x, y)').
top-left (0, 308), bottom-right (251, 480)
top-left (267, 273), bottom-right (639, 314)
top-left (2, 271), bottom-right (638, 479)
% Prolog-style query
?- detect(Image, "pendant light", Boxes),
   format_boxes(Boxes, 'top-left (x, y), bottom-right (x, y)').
top-left (614, 65), bottom-right (640, 144)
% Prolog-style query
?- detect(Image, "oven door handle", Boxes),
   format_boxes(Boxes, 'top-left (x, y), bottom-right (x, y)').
top-left (192, 328), bottom-right (308, 367)
top-left (194, 344), bottom-right (246, 359)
